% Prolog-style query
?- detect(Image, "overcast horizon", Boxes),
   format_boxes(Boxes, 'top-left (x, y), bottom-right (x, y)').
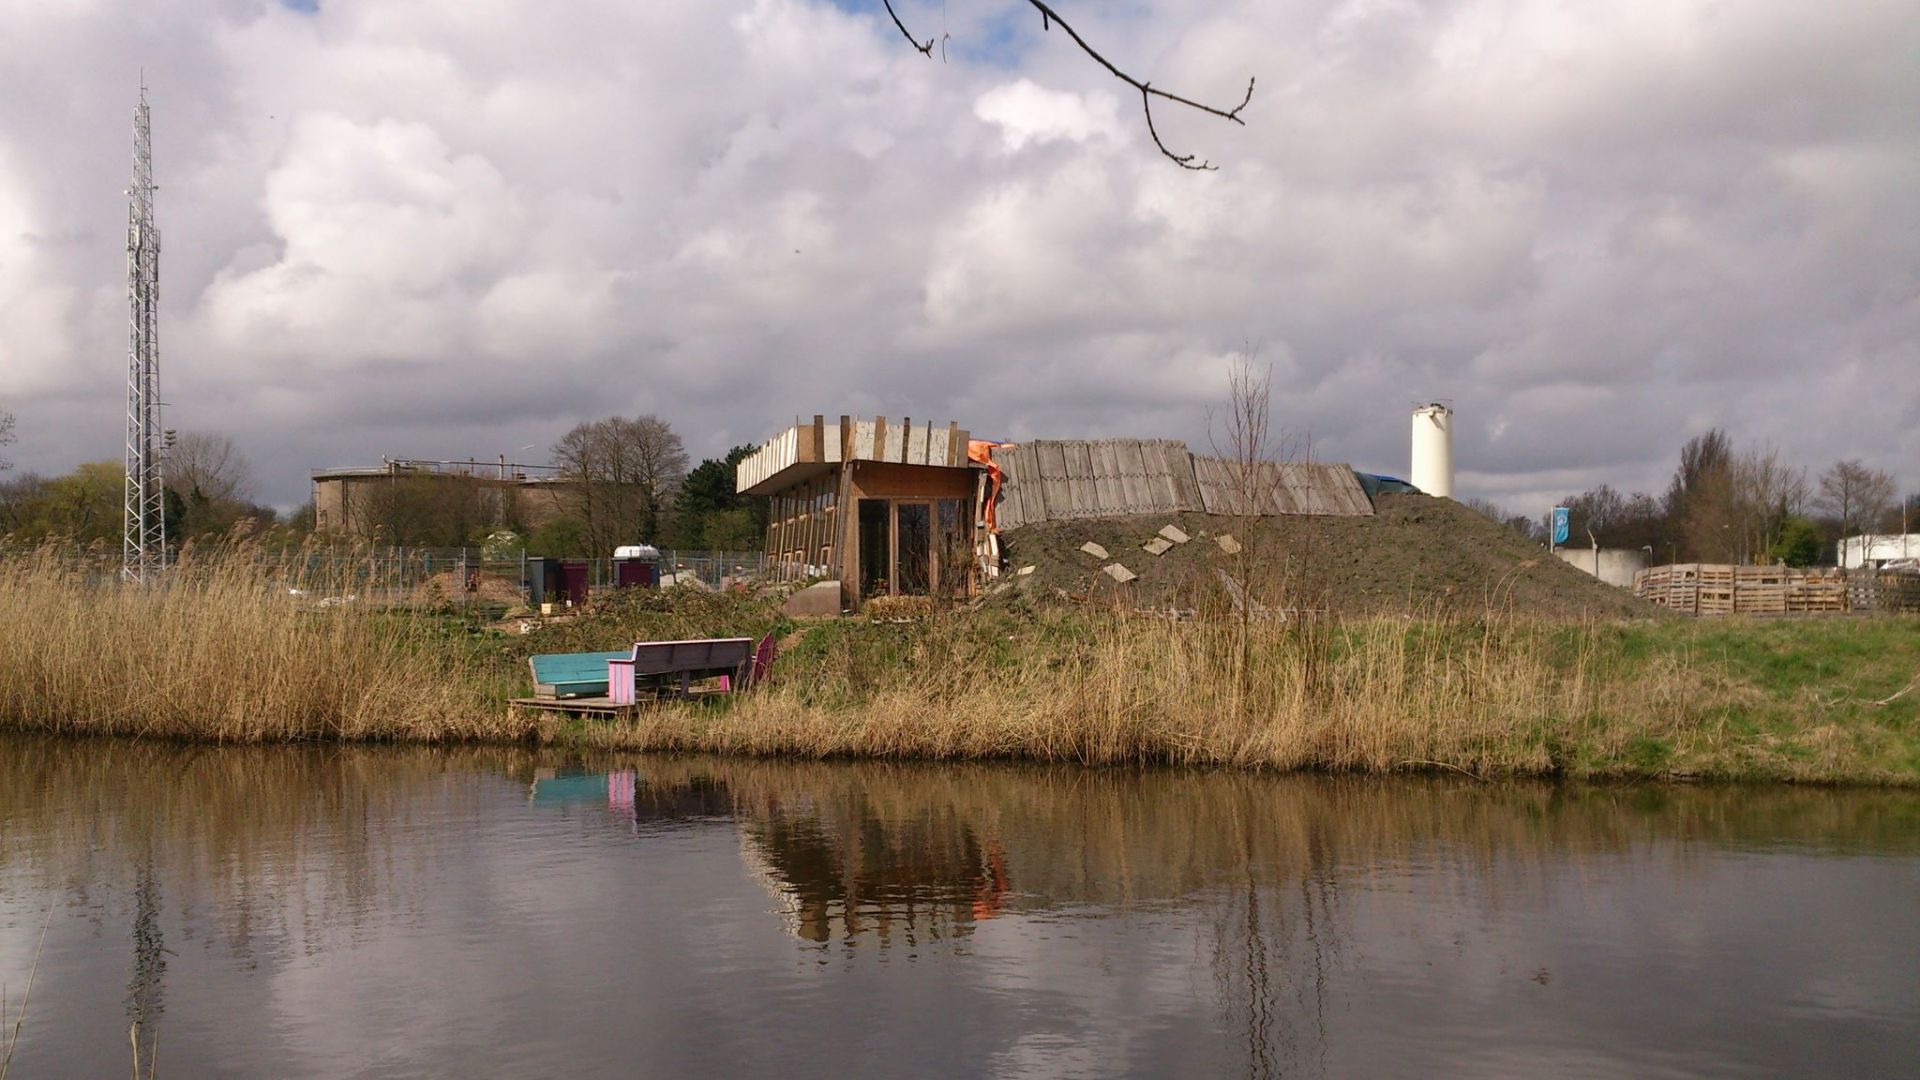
top-left (1, 0), bottom-right (1915, 514)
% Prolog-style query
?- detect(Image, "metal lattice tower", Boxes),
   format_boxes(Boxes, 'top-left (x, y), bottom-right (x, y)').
top-left (123, 86), bottom-right (166, 584)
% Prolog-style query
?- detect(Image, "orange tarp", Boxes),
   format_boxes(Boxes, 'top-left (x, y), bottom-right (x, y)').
top-left (968, 440), bottom-right (1014, 533)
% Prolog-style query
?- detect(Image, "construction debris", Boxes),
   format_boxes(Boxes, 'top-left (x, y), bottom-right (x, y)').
top-left (1216, 569), bottom-right (1271, 618)
top-left (1158, 525), bottom-right (1191, 544)
top-left (1142, 537), bottom-right (1173, 556)
top-left (1080, 542), bottom-right (1110, 559)
top-left (1216, 534), bottom-right (1242, 555)
top-left (1103, 563), bottom-right (1138, 583)
top-left (1016, 565), bottom-right (1036, 576)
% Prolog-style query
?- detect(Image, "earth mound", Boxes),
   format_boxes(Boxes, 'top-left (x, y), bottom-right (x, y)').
top-left (991, 493), bottom-right (1656, 619)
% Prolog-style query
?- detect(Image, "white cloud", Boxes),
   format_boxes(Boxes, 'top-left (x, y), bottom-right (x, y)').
top-left (973, 79), bottom-right (1122, 152)
top-left (0, 0), bottom-right (1913, 513)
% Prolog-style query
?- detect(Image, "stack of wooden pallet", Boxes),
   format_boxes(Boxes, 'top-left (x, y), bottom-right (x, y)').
top-left (1633, 564), bottom-right (1863, 616)
top-left (1632, 564), bottom-right (1699, 613)
top-left (1846, 571), bottom-right (1920, 613)
top-left (1695, 565), bottom-right (1737, 615)
top-left (1730, 565), bottom-right (1787, 615)
top-left (1789, 569), bottom-right (1848, 613)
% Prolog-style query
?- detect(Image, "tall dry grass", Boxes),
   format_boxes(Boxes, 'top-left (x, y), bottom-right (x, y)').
top-left (567, 604), bottom-right (1701, 777)
top-left (8, 542), bottom-right (1896, 781)
top-left (0, 542), bottom-right (507, 741)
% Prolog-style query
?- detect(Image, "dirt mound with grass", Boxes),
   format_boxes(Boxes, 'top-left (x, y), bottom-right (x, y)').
top-left (992, 493), bottom-right (1657, 619)
top-left (410, 570), bottom-right (526, 607)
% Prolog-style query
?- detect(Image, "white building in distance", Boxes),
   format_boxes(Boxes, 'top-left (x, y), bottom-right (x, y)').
top-left (1839, 534), bottom-right (1920, 570)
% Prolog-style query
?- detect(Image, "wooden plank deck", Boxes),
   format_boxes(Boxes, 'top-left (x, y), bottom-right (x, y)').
top-left (512, 696), bottom-right (638, 718)
top-left (512, 688), bottom-right (734, 718)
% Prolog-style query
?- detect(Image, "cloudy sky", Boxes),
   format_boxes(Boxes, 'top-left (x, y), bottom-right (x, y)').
top-left (1, 0), bottom-right (1915, 512)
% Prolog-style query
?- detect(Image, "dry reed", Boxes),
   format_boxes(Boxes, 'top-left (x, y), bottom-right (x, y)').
top-left (0, 541), bottom-right (505, 742)
top-left (4, 543), bottom-right (1912, 782)
top-left (564, 604), bottom-right (1700, 777)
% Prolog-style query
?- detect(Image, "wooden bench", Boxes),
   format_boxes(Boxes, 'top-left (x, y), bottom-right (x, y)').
top-left (528, 651), bottom-right (631, 699)
top-left (608, 637), bottom-right (757, 704)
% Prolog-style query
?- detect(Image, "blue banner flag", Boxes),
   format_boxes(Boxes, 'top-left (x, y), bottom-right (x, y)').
top-left (1551, 507), bottom-right (1570, 546)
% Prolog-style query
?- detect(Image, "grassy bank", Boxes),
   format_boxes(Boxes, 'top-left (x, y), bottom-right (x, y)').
top-left (2, 545), bottom-right (1916, 783)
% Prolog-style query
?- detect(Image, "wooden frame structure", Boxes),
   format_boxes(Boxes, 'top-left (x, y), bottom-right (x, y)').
top-left (738, 415), bottom-right (977, 612)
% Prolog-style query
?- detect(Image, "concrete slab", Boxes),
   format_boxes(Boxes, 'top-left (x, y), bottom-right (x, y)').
top-left (1103, 563), bottom-right (1137, 583)
top-left (1159, 525), bottom-right (1191, 543)
top-left (1216, 534), bottom-right (1242, 555)
top-left (1143, 537), bottom-right (1173, 556)
top-left (1080, 542), bottom-right (1110, 559)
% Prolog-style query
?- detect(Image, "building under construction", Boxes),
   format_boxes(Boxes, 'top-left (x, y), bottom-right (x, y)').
top-left (735, 417), bottom-right (979, 612)
top-left (736, 415), bottom-right (1377, 612)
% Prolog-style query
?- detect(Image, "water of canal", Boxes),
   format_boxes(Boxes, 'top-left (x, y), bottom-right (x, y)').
top-left (1, 735), bottom-right (1915, 1077)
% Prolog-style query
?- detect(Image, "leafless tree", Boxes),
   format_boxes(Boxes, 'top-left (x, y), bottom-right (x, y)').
top-left (159, 431), bottom-right (272, 539)
top-left (166, 432), bottom-right (253, 506)
top-left (883, 0), bottom-right (1255, 170)
top-left (551, 415), bottom-right (689, 555)
top-left (358, 472), bottom-right (498, 548)
top-left (1732, 445), bottom-right (1806, 563)
top-left (0, 408), bottom-right (14, 472)
top-left (1220, 353), bottom-right (1274, 515)
top-left (1814, 459), bottom-right (1895, 538)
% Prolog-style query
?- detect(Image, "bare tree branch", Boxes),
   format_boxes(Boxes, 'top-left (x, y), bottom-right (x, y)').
top-left (1141, 84), bottom-right (1209, 170)
top-left (883, 0), bottom-right (935, 57)
top-left (880, 0), bottom-right (1256, 168)
top-left (1027, 0), bottom-right (1253, 169)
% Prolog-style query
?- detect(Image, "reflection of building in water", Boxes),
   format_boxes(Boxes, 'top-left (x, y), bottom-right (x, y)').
top-left (732, 794), bottom-right (1010, 946)
top-left (531, 765), bottom-right (1012, 945)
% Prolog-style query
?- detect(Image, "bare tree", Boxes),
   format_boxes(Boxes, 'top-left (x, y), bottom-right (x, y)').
top-left (166, 432), bottom-right (253, 506)
top-left (1732, 445), bottom-right (1806, 564)
top-left (1814, 459), bottom-right (1895, 539)
top-left (359, 472), bottom-right (495, 547)
top-left (551, 415), bottom-right (689, 555)
top-left (1220, 354), bottom-right (1273, 515)
top-left (0, 408), bottom-right (14, 472)
top-left (159, 432), bottom-right (266, 539)
top-left (1210, 353), bottom-right (1272, 701)
top-left (883, 1), bottom-right (1255, 170)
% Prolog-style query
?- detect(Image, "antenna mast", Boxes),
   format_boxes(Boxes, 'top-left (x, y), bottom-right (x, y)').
top-left (123, 84), bottom-right (166, 583)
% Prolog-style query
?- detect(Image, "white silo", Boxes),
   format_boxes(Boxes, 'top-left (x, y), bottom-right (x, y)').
top-left (1410, 403), bottom-right (1454, 498)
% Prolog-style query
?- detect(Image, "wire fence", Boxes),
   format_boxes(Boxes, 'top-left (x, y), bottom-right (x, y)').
top-left (6, 544), bottom-right (767, 609)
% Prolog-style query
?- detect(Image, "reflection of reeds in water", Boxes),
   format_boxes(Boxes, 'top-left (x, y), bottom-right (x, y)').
top-left (0, 738), bottom-right (529, 949)
top-left (1, 737), bottom-right (541, 1078)
top-left (623, 756), bottom-right (1920, 1076)
top-left (0, 543), bottom-right (505, 742)
top-left (0, 910), bottom-right (51, 1080)
top-left (626, 755), bottom-right (1920, 928)
top-left (5, 740), bottom-right (1914, 1074)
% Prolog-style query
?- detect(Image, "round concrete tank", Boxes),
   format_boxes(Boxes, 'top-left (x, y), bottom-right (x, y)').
top-left (1410, 403), bottom-right (1454, 498)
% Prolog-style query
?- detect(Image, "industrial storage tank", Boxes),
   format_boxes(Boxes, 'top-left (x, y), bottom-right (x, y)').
top-left (1410, 403), bottom-right (1454, 498)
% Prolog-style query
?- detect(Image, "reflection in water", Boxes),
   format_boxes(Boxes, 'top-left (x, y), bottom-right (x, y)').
top-left (2, 736), bottom-right (1917, 1079)
top-left (128, 855), bottom-right (164, 1071)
